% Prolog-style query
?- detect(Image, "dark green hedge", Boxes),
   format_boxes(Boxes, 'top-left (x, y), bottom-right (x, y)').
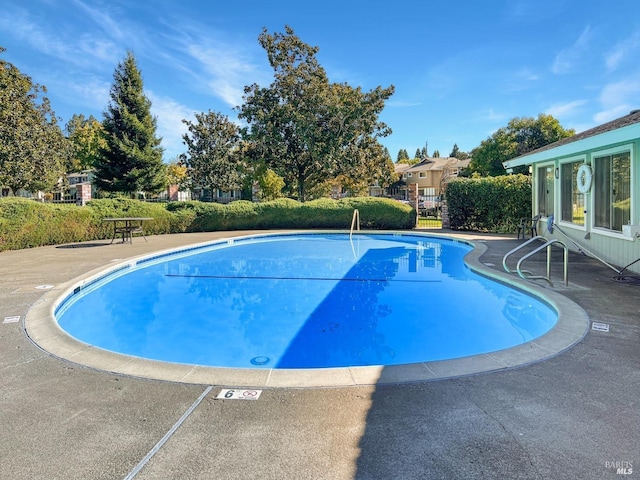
top-left (0, 198), bottom-right (96, 250)
top-left (445, 174), bottom-right (531, 232)
top-left (0, 196), bottom-right (415, 251)
top-left (166, 197), bottom-right (416, 231)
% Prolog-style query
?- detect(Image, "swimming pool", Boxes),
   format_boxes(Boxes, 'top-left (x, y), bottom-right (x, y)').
top-left (55, 233), bottom-right (558, 370)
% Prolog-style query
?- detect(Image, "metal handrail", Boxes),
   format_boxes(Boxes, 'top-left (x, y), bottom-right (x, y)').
top-left (516, 239), bottom-right (568, 286)
top-left (350, 209), bottom-right (360, 239)
top-left (503, 237), bottom-right (569, 287)
top-left (503, 236), bottom-right (546, 273)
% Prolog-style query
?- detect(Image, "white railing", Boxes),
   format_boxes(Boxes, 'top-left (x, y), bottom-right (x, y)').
top-left (503, 236), bottom-right (568, 287)
top-left (350, 209), bottom-right (360, 239)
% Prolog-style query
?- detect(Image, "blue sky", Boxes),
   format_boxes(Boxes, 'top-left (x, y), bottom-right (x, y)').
top-left (2, 0), bottom-right (640, 162)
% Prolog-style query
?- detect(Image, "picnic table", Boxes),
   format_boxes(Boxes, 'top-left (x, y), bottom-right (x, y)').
top-left (103, 217), bottom-right (153, 244)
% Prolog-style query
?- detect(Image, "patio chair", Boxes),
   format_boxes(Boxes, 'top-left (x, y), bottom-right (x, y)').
top-left (517, 214), bottom-right (541, 239)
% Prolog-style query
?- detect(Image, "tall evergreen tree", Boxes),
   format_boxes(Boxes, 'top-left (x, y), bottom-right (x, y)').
top-left (94, 51), bottom-right (165, 196)
top-left (449, 143), bottom-right (470, 160)
top-left (450, 143), bottom-right (460, 158)
top-left (396, 149), bottom-right (409, 161)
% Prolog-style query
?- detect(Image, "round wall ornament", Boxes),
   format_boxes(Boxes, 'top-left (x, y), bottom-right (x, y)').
top-left (576, 164), bottom-right (592, 193)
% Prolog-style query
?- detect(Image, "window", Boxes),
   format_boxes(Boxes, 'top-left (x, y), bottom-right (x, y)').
top-left (419, 172), bottom-right (426, 178)
top-left (560, 161), bottom-right (585, 225)
top-left (537, 165), bottom-right (554, 216)
top-left (594, 151), bottom-right (630, 232)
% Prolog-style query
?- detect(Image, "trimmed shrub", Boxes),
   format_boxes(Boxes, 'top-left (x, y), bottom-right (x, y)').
top-left (445, 174), bottom-right (531, 232)
top-left (339, 197), bottom-right (416, 229)
top-left (0, 196), bottom-right (415, 251)
top-left (168, 197), bottom-right (416, 231)
top-left (0, 198), bottom-right (95, 250)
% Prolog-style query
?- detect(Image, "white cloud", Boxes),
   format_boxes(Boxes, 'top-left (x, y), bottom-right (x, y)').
top-left (594, 78), bottom-right (640, 122)
top-left (593, 106), bottom-right (631, 124)
top-left (0, 6), bottom-right (119, 69)
top-left (76, 34), bottom-right (120, 64)
top-left (545, 100), bottom-right (587, 118)
top-left (502, 67), bottom-right (542, 93)
top-left (148, 92), bottom-right (196, 161)
top-left (605, 30), bottom-right (640, 72)
top-left (552, 26), bottom-right (592, 74)
top-left (505, 0), bottom-right (567, 22)
top-left (186, 43), bottom-right (265, 108)
top-left (388, 100), bottom-right (422, 108)
top-left (599, 78), bottom-right (640, 106)
top-left (71, 0), bottom-right (126, 42)
top-left (482, 109), bottom-right (509, 122)
top-left (516, 67), bottom-right (540, 82)
top-left (67, 77), bottom-right (111, 111)
top-left (0, 9), bottom-right (69, 59)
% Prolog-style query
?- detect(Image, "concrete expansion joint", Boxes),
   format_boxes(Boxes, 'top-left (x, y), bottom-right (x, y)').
top-left (472, 400), bottom-right (545, 479)
top-left (123, 385), bottom-right (213, 480)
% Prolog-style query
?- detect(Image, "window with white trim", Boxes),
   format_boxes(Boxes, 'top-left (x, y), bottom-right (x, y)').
top-left (560, 160), bottom-right (585, 225)
top-left (593, 150), bottom-right (630, 232)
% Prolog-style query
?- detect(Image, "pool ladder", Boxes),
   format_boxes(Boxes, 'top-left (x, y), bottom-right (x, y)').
top-left (502, 236), bottom-right (569, 287)
top-left (350, 209), bottom-right (360, 238)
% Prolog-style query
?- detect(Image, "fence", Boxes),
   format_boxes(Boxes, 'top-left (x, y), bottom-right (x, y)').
top-left (417, 201), bottom-right (443, 229)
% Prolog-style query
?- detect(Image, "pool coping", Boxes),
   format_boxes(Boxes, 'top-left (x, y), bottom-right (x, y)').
top-left (24, 230), bottom-right (590, 388)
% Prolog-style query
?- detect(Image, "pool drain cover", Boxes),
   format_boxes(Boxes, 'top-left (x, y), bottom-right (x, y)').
top-left (250, 356), bottom-right (271, 366)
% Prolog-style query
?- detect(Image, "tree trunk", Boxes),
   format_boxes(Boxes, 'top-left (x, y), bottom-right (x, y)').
top-left (297, 167), bottom-right (306, 202)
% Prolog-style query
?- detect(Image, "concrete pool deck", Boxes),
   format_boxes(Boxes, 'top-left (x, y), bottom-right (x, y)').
top-left (1, 229), bottom-right (638, 479)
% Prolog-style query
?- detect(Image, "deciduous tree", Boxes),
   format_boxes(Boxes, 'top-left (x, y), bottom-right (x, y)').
top-left (166, 158), bottom-right (188, 189)
top-left (239, 26), bottom-right (394, 201)
top-left (65, 114), bottom-right (106, 172)
top-left (256, 167), bottom-right (285, 201)
top-left (469, 114), bottom-right (574, 176)
top-left (180, 110), bottom-right (244, 194)
top-left (335, 138), bottom-right (395, 196)
top-left (0, 47), bottom-right (69, 195)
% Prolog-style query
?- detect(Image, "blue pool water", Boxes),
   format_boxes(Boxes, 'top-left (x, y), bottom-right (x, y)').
top-left (56, 233), bottom-right (557, 369)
